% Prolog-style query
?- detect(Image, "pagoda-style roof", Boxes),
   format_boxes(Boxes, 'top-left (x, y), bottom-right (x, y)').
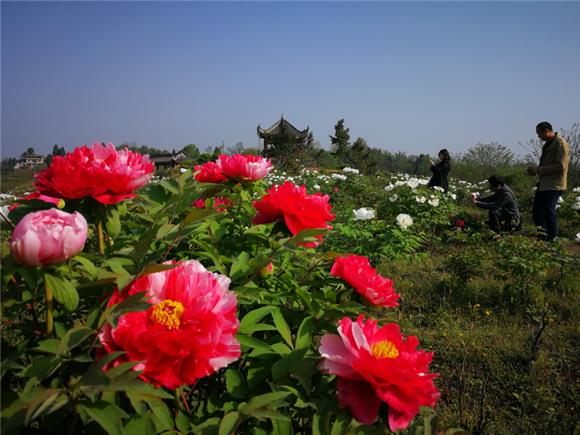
top-left (257, 116), bottom-right (309, 140)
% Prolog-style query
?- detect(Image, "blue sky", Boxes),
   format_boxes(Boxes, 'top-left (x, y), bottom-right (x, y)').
top-left (2, 1), bottom-right (579, 158)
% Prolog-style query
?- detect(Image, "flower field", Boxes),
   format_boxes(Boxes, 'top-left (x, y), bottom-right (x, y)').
top-left (1, 144), bottom-right (579, 434)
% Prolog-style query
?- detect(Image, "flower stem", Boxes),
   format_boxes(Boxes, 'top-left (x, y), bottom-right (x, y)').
top-left (97, 220), bottom-right (105, 255)
top-left (45, 279), bottom-right (54, 335)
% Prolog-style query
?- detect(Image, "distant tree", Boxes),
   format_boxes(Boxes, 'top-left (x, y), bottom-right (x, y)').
top-left (350, 137), bottom-right (377, 174)
top-left (413, 154), bottom-right (432, 176)
top-left (21, 147), bottom-right (35, 158)
top-left (227, 142), bottom-right (245, 155)
top-left (330, 119), bottom-right (351, 164)
top-left (463, 142), bottom-right (515, 169)
top-left (1, 158), bottom-right (17, 174)
top-left (180, 144), bottom-right (200, 159)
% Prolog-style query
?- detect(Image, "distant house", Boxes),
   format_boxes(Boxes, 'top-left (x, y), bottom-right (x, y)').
top-left (14, 154), bottom-right (45, 169)
top-left (149, 152), bottom-right (188, 168)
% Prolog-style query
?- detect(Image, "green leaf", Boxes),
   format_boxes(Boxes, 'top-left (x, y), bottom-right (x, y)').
top-left (20, 357), bottom-right (61, 380)
top-left (123, 414), bottom-right (156, 435)
top-left (34, 339), bottom-right (60, 354)
top-left (225, 369), bottom-right (247, 399)
top-left (78, 401), bottom-right (128, 435)
top-left (139, 263), bottom-right (180, 276)
top-left (271, 308), bottom-right (293, 349)
top-left (236, 333), bottom-right (271, 351)
top-left (218, 411), bottom-right (240, 435)
top-left (141, 397), bottom-right (174, 433)
top-left (105, 206), bottom-right (122, 237)
top-left (295, 316), bottom-right (313, 349)
top-left (271, 348), bottom-right (308, 381)
top-left (72, 255), bottom-right (98, 278)
top-left (156, 222), bottom-right (177, 240)
top-left (45, 273), bottom-right (79, 311)
top-left (283, 228), bottom-right (327, 248)
top-left (239, 306), bottom-right (275, 334)
top-left (330, 412), bottom-right (351, 435)
top-left (230, 251), bottom-right (250, 280)
top-left (58, 327), bottom-right (94, 354)
top-left (240, 392), bottom-right (293, 416)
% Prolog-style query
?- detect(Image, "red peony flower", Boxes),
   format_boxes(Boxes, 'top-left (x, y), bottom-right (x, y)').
top-left (8, 191), bottom-right (64, 212)
top-left (319, 316), bottom-right (440, 432)
top-left (217, 154), bottom-right (271, 181)
top-left (194, 162), bottom-right (227, 183)
top-left (35, 143), bottom-right (154, 205)
top-left (330, 255), bottom-right (400, 307)
top-left (454, 219), bottom-right (465, 228)
top-left (252, 181), bottom-right (335, 247)
top-left (98, 260), bottom-right (241, 389)
top-left (192, 197), bottom-right (233, 212)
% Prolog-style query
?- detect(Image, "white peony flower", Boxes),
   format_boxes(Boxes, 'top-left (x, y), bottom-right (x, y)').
top-left (389, 194), bottom-right (399, 202)
top-left (353, 207), bottom-right (376, 221)
top-left (415, 196), bottom-right (427, 204)
top-left (433, 186), bottom-right (445, 193)
top-left (428, 197), bottom-right (440, 207)
top-left (384, 184), bottom-right (395, 192)
top-left (342, 167), bottom-right (360, 174)
top-left (331, 173), bottom-right (347, 181)
top-left (573, 187), bottom-right (580, 193)
top-left (576, 233), bottom-right (580, 242)
top-left (572, 202), bottom-right (580, 210)
top-left (313, 184), bottom-right (321, 190)
top-left (396, 213), bottom-right (413, 229)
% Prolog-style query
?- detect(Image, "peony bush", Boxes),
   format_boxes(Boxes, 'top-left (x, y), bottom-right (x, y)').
top-left (1, 147), bottom-right (442, 434)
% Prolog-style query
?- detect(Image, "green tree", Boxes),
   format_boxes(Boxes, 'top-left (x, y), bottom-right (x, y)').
top-left (330, 119), bottom-right (351, 164)
top-left (350, 137), bottom-right (377, 174)
top-left (180, 144), bottom-right (200, 159)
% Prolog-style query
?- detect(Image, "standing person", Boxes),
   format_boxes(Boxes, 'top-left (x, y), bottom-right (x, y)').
top-left (428, 149), bottom-right (451, 193)
top-left (472, 175), bottom-right (521, 234)
top-left (527, 122), bottom-right (570, 241)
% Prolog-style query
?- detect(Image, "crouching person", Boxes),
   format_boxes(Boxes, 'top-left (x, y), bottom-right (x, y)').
top-left (472, 175), bottom-right (521, 234)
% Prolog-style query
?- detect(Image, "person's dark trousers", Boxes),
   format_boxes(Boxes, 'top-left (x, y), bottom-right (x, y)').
top-left (487, 210), bottom-right (502, 234)
top-left (488, 209), bottom-right (517, 234)
top-left (532, 190), bottom-right (562, 241)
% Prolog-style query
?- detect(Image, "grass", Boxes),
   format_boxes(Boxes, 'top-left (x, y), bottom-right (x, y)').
top-left (379, 237), bottom-right (580, 434)
top-left (1, 168), bottom-right (38, 194)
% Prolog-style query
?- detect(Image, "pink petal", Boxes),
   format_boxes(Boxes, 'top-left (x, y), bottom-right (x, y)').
top-left (337, 378), bottom-right (381, 425)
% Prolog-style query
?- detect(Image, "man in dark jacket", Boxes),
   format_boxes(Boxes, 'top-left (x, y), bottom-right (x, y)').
top-left (472, 175), bottom-right (521, 234)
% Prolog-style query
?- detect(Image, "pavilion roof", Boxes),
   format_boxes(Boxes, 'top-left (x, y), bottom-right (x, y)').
top-left (257, 116), bottom-right (309, 139)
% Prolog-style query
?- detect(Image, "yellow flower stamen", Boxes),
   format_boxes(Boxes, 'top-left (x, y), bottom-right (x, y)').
top-left (371, 340), bottom-right (399, 359)
top-left (151, 299), bottom-right (184, 330)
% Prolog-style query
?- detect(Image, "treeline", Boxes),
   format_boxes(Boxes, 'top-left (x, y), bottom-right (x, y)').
top-left (3, 122), bottom-right (578, 186)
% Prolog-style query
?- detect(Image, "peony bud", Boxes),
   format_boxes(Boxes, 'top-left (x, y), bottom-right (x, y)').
top-left (259, 262), bottom-right (274, 278)
top-left (10, 209), bottom-right (88, 266)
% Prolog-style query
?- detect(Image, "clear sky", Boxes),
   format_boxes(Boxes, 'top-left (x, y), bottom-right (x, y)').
top-left (2, 1), bottom-right (579, 158)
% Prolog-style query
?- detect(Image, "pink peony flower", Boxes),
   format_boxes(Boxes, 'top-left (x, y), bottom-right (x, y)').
top-left (330, 255), bottom-right (400, 307)
top-left (10, 209), bottom-right (88, 266)
top-left (35, 143), bottom-right (154, 205)
top-left (98, 260), bottom-right (241, 389)
top-left (194, 162), bottom-right (227, 183)
top-left (319, 316), bottom-right (440, 432)
top-left (454, 219), bottom-right (465, 228)
top-left (8, 191), bottom-right (64, 212)
top-left (217, 154), bottom-right (271, 181)
top-left (252, 181), bottom-right (334, 247)
top-left (192, 197), bottom-right (233, 213)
